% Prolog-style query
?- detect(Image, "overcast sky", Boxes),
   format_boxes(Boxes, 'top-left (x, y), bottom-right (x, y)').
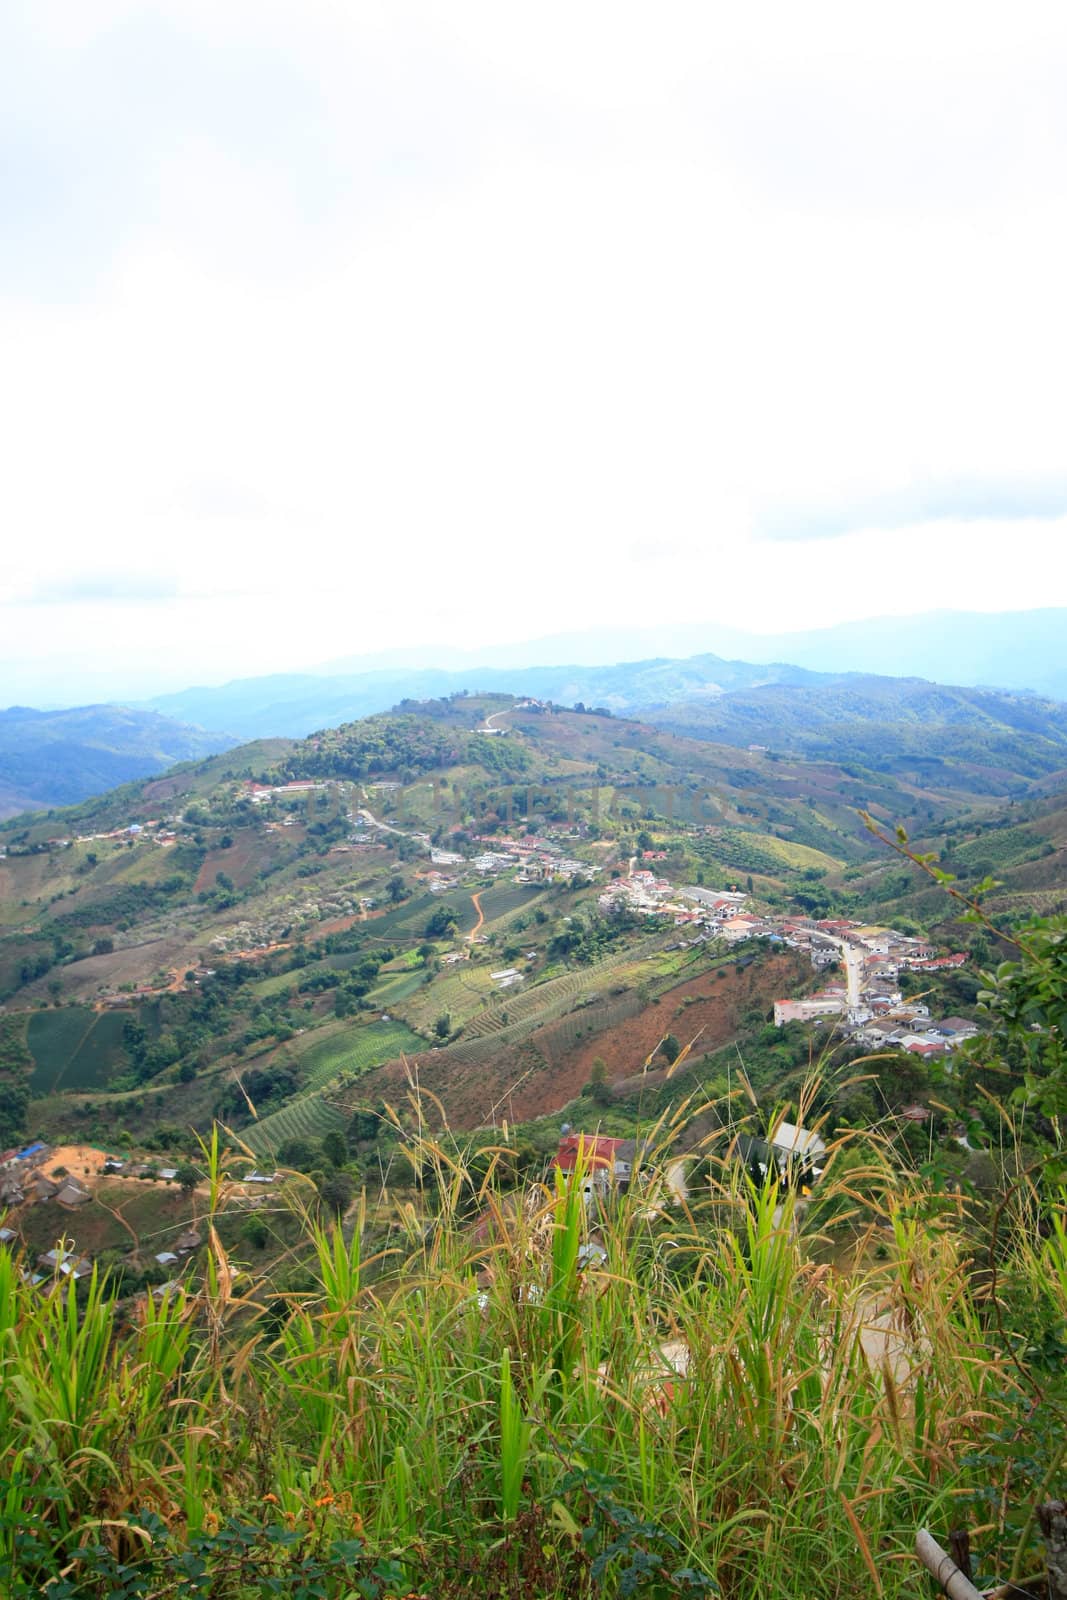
top-left (3, 1), bottom-right (1067, 702)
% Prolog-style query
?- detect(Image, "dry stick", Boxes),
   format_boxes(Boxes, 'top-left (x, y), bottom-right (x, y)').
top-left (916, 1529), bottom-right (986, 1600)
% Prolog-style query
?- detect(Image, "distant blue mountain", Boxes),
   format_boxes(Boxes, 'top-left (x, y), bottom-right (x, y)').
top-left (315, 608), bottom-right (1067, 700)
top-left (144, 654), bottom-right (835, 740)
top-left (141, 608), bottom-right (1067, 743)
top-left (0, 705), bottom-right (237, 818)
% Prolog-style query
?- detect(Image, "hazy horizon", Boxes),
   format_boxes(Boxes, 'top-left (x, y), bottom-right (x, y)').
top-left (7, 604), bottom-right (1067, 710)
top-left (4, 4), bottom-right (1067, 703)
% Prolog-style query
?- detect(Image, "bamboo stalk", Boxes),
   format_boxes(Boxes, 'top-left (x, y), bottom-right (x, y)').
top-left (916, 1530), bottom-right (986, 1600)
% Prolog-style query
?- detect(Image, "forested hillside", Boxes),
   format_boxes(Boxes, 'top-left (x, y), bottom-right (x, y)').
top-left (0, 704), bottom-right (238, 818)
top-left (645, 676), bottom-right (1067, 794)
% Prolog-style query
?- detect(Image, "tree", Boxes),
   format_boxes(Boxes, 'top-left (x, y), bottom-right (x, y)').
top-left (973, 916), bottom-right (1067, 1118)
top-left (424, 907), bottom-right (458, 941)
top-left (321, 1128), bottom-right (349, 1169)
top-left (387, 875), bottom-right (406, 905)
top-left (242, 1216), bottom-right (269, 1250)
top-left (277, 1137), bottom-right (319, 1172)
top-left (585, 1056), bottom-right (613, 1107)
top-left (318, 1169), bottom-right (355, 1217)
top-left (348, 1107), bottom-right (380, 1144)
top-left (0, 1082), bottom-right (29, 1149)
top-left (434, 1012), bottom-right (452, 1040)
top-left (658, 1034), bottom-right (681, 1066)
top-left (175, 1164), bottom-right (200, 1194)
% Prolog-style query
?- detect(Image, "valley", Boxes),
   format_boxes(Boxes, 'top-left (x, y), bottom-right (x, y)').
top-left (3, 689), bottom-right (1057, 1186)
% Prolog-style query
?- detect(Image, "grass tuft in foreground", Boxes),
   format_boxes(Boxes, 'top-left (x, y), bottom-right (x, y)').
top-left (0, 1092), bottom-right (1064, 1598)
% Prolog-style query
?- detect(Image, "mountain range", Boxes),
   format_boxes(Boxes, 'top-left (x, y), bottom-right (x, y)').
top-left (0, 705), bottom-right (235, 820)
top-left (4, 638), bottom-right (1067, 819)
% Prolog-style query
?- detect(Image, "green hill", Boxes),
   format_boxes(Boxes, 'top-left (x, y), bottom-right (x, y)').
top-left (643, 677), bottom-right (1067, 796)
top-left (2, 692), bottom-right (1064, 1164)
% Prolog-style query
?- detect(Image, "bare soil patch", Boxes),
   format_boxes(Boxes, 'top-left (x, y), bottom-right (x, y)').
top-left (356, 953), bottom-right (802, 1128)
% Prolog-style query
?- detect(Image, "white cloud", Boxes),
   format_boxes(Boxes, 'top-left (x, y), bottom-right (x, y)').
top-left (3, 1), bottom-right (1067, 700)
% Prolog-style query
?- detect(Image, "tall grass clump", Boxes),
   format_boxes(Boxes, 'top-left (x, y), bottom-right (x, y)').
top-left (0, 1083), bottom-right (1063, 1597)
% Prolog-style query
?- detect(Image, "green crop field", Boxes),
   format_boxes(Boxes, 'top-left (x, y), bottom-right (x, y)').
top-left (28, 1005), bottom-right (150, 1095)
top-left (743, 832), bottom-right (843, 872)
top-left (295, 1016), bottom-right (422, 1092)
top-left (248, 969), bottom-right (299, 999)
top-left (60, 1012), bottom-right (131, 1092)
top-left (28, 1008), bottom-right (99, 1094)
top-left (477, 881), bottom-right (542, 924)
top-left (241, 1091), bottom-right (347, 1157)
top-left (398, 965), bottom-right (496, 1030)
top-left (368, 968), bottom-right (427, 1006)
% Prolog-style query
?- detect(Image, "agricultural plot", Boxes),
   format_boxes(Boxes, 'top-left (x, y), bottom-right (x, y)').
top-left (194, 835), bottom-right (278, 894)
top-left (359, 893), bottom-right (437, 940)
top-left (241, 1091), bottom-right (347, 1157)
top-left (476, 882), bottom-right (542, 924)
top-left (457, 935), bottom-right (667, 1045)
top-left (295, 1016), bottom-right (422, 1092)
top-left (534, 989), bottom-right (646, 1065)
top-left (368, 968), bottom-right (427, 1007)
top-left (953, 823), bottom-right (1048, 873)
top-left (326, 934), bottom-right (738, 1120)
top-left (742, 832), bottom-right (843, 873)
top-left (28, 1005), bottom-right (151, 1095)
top-left (28, 1008), bottom-right (102, 1094)
top-left (398, 965), bottom-right (496, 1031)
top-left (249, 969), bottom-right (300, 999)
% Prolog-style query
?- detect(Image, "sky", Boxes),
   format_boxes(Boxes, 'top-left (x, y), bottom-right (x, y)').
top-left (3, 0), bottom-right (1067, 704)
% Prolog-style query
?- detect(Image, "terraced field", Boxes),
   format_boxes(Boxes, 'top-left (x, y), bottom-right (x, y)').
top-left (369, 968), bottom-right (428, 1006)
top-left (326, 942), bottom-right (799, 1130)
top-left (296, 1016), bottom-right (423, 1091)
top-left (456, 934), bottom-right (669, 1044)
top-left (241, 1092), bottom-right (348, 1157)
top-left (324, 933), bottom-right (677, 1116)
top-left (397, 964), bottom-right (497, 1031)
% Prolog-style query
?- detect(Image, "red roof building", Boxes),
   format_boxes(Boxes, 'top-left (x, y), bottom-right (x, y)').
top-left (554, 1134), bottom-right (627, 1176)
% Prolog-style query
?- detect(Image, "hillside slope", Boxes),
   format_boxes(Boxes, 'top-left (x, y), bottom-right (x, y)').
top-left (644, 677), bottom-right (1067, 795)
top-left (3, 693), bottom-right (1062, 1162)
top-left (0, 704), bottom-right (239, 818)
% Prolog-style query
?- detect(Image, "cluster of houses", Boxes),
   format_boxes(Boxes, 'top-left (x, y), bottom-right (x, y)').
top-left (770, 918), bottom-right (978, 1056)
top-left (422, 833), bottom-right (600, 894)
top-left (17, 816), bottom-right (190, 858)
top-left (0, 1143), bottom-right (191, 1213)
top-left (0, 1143), bottom-right (282, 1294)
top-left (599, 877), bottom-right (755, 937)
